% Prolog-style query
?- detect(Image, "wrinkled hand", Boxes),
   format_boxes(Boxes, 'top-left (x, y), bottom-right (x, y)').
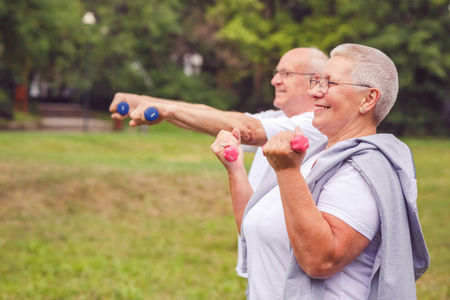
top-left (109, 92), bottom-right (143, 120)
top-left (263, 126), bottom-right (308, 172)
top-left (211, 128), bottom-right (244, 172)
top-left (129, 101), bottom-right (166, 126)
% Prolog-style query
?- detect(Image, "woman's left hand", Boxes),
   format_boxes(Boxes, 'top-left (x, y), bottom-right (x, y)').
top-left (263, 126), bottom-right (307, 172)
top-left (211, 128), bottom-right (245, 173)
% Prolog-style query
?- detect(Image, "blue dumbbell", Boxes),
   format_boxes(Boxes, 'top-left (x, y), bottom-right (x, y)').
top-left (117, 101), bottom-right (159, 121)
top-left (144, 107), bottom-right (159, 121)
top-left (117, 102), bottom-right (130, 115)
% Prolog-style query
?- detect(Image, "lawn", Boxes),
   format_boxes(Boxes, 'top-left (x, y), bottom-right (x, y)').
top-left (0, 125), bottom-right (448, 299)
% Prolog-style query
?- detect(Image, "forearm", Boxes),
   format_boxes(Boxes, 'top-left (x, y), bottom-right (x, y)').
top-left (144, 96), bottom-right (213, 130)
top-left (166, 104), bottom-right (227, 134)
top-left (276, 169), bottom-right (339, 278)
top-left (210, 128), bottom-right (253, 234)
top-left (164, 104), bottom-right (267, 146)
top-left (228, 167), bottom-right (253, 234)
top-left (131, 95), bottom-right (268, 145)
top-left (140, 95), bottom-right (215, 110)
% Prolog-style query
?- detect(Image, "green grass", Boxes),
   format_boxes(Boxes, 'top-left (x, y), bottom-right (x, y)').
top-left (404, 138), bottom-right (450, 299)
top-left (0, 126), bottom-right (448, 299)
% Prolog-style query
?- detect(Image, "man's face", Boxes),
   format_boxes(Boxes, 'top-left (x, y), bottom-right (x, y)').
top-left (271, 51), bottom-right (313, 117)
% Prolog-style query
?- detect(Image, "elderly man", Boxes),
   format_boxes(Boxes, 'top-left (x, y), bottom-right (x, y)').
top-left (109, 47), bottom-right (328, 278)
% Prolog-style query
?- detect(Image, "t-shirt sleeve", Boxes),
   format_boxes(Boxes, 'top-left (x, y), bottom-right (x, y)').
top-left (241, 145), bottom-right (258, 153)
top-left (260, 112), bottom-right (324, 141)
top-left (244, 109), bottom-right (285, 121)
top-left (316, 163), bottom-right (380, 241)
top-left (242, 110), bottom-right (285, 153)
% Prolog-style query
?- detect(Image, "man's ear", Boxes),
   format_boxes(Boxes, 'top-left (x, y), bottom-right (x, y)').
top-left (360, 88), bottom-right (381, 114)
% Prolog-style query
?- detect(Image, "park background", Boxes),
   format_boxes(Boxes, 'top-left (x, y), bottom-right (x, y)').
top-left (0, 0), bottom-right (449, 299)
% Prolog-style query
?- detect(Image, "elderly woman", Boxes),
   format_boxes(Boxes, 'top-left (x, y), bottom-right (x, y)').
top-left (211, 44), bottom-right (429, 299)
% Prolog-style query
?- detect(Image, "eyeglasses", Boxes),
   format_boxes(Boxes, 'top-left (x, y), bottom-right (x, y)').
top-left (273, 69), bottom-right (316, 78)
top-left (310, 77), bottom-right (371, 94)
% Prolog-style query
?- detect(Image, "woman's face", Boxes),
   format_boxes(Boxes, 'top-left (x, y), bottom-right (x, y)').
top-left (309, 56), bottom-right (368, 139)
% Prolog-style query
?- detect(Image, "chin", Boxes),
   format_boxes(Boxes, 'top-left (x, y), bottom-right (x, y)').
top-left (312, 119), bottom-right (322, 130)
top-left (273, 99), bottom-right (285, 110)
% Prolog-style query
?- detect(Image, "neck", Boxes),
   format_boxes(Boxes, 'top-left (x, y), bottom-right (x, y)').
top-left (325, 126), bottom-right (377, 150)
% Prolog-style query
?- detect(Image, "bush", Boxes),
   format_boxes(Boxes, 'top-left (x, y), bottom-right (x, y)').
top-left (0, 87), bottom-right (13, 120)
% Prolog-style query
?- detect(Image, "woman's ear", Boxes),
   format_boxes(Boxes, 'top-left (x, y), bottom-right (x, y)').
top-left (360, 88), bottom-right (381, 114)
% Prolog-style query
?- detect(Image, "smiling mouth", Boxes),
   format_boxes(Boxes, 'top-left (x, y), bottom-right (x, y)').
top-left (315, 105), bottom-right (330, 110)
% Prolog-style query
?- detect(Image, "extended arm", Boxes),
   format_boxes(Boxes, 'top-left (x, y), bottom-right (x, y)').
top-left (110, 92), bottom-right (217, 130)
top-left (127, 94), bottom-right (268, 146)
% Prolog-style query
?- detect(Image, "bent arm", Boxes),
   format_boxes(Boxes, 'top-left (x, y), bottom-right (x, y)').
top-left (263, 129), bottom-right (371, 279)
top-left (276, 169), bottom-right (370, 279)
top-left (227, 164), bottom-right (253, 234)
top-left (211, 129), bottom-right (254, 233)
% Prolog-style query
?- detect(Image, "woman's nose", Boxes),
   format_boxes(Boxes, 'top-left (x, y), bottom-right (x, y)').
top-left (308, 83), bottom-right (323, 98)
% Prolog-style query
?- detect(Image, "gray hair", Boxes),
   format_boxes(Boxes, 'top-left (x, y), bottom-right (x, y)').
top-left (330, 44), bottom-right (398, 125)
top-left (306, 47), bottom-right (329, 74)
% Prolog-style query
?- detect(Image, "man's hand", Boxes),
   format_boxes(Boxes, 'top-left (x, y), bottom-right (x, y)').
top-left (129, 101), bottom-right (167, 126)
top-left (109, 93), bottom-right (143, 120)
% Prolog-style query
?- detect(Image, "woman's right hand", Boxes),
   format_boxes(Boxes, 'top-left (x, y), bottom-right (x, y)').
top-left (263, 126), bottom-right (307, 172)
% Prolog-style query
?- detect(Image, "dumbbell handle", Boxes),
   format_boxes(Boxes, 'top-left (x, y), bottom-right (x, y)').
top-left (116, 101), bottom-right (159, 121)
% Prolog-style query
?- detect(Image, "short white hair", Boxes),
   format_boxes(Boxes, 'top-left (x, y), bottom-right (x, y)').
top-left (306, 47), bottom-right (328, 74)
top-left (330, 44), bottom-right (398, 125)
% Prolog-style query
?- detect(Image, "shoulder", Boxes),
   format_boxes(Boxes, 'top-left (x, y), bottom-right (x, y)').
top-left (245, 109), bottom-right (286, 120)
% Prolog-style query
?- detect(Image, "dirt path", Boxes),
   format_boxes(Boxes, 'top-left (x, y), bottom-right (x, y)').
top-left (2, 103), bottom-right (114, 132)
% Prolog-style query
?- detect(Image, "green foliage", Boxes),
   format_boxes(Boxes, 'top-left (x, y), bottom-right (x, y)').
top-left (0, 0), bottom-right (83, 77)
top-left (0, 0), bottom-right (449, 134)
top-left (151, 69), bottom-right (239, 110)
top-left (352, 0), bottom-right (450, 135)
top-left (84, 0), bottom-right (239, 111)
top-left (0, 87), bottom-right (12, 119)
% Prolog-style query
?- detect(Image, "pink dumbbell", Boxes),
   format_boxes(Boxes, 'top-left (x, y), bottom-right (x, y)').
top-left (223, 146), bottom-right (239, 162)
top-left (225, 135), bottom-right (308, 162)
top-left (291, 135), bottom-right (309, 153)
top-left (262, 135), bottom-right (309, 157)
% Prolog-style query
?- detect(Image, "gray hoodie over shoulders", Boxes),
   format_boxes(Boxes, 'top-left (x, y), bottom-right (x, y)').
top-left (240, 134), bottom-right (430, 299)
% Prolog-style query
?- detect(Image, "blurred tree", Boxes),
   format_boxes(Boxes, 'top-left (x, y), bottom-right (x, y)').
top-left (0, 0), bottom-right (84, 117)
top-left (83, 0), bottom-right (238, 111)
top-left (205, 0), bottom-right (320, 111)
top-left (358, 0), bottom-right (450, 135)
top-left (0, 0), bottom-right (448, 135)
top-left (303, 0), bottom-right (450, 135)
top-left (204, 0), bottom-right (449, 135)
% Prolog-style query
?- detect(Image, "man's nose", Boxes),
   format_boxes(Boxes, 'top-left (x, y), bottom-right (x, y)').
top-left (271, 73), bottom-right (282, 86)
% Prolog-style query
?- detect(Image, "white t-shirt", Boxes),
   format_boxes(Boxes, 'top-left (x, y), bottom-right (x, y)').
top-left (244, 110), bottom-right (325, 190)
top-left (242, 151), bottom-right (381, 299)
top-left (236, 110), bottom-right (325, 278)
